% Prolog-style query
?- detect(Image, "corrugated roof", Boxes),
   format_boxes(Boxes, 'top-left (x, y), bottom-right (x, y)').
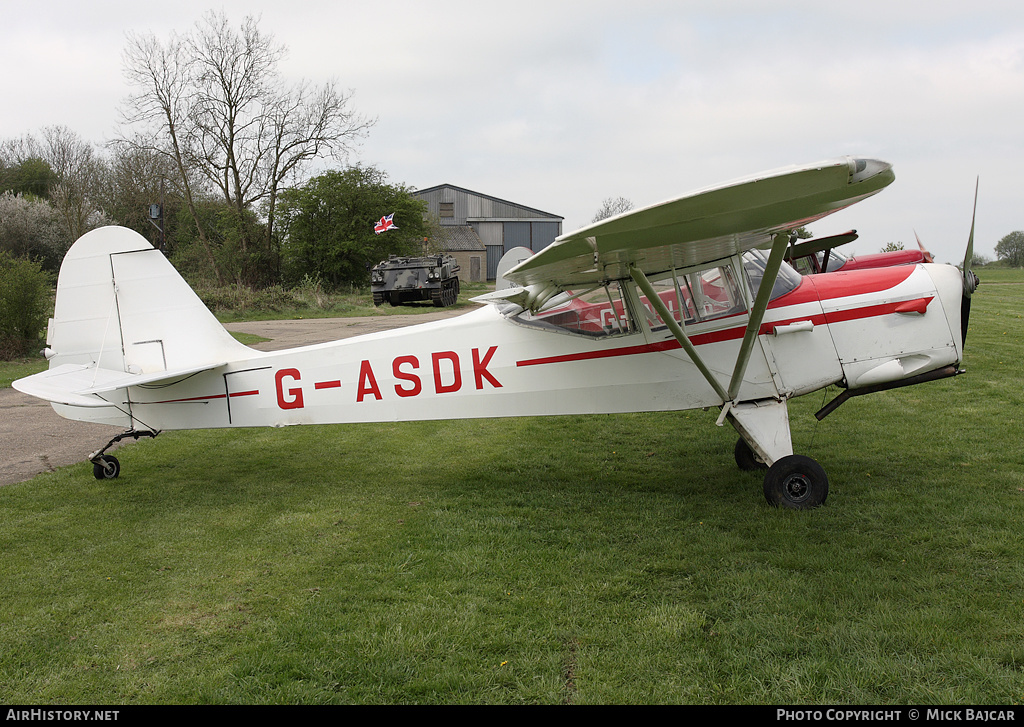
top-left (414, 184), bottom-right (563, 221)
top-left (432, 225), bottom-right (485, 252)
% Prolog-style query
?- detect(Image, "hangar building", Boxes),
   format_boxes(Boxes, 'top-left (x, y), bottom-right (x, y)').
top-left (412, 184), bottom-right (563, 282)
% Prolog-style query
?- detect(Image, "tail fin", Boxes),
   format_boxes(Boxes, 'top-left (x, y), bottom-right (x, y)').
top-left (45, 226), bottom-right (252, 375)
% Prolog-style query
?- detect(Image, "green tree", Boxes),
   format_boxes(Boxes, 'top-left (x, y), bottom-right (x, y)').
top-left (995, 231), bottom-right (1024, 267)
top-left (881, 241), bottom-right (905, 253)
top-left (0, 157), bottom-right (58, 198)
top-left (169, 199), bottom-right (271, 287)
top-left (0, 252), bottom-right (53, 358)
top-left (276, 166), bottom-right (428, 289)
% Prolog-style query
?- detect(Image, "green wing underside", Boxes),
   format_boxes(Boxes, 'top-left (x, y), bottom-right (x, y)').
top-left (503, 156), bottom-right (895, 290)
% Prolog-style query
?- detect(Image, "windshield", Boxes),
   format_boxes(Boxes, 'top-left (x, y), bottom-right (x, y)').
top-left (743, 250), bottom-right (802, 300)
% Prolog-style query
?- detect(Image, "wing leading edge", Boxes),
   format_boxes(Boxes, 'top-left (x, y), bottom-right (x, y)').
top-left (504, 157), bottom-right (894, 292)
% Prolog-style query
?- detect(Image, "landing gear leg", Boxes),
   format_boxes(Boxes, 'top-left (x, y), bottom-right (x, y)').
top-left (88, 429), bottom-right (159, 480)
top-left (724, 399), bottom-right (829, 509)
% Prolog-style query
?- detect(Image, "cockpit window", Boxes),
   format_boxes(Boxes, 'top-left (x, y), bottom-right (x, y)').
top-left (512, 281), bottom-right (633, 337)
top-left (743, 249), bottom-right (802, 300)
top-left (639, 265), bottom-right (746, 331)
top-left (790, 248), bottom-right (848, 275)
top-left (819, 249), bottom-right (847, 273)
top-left (510, 251), bottom-right (801, 338)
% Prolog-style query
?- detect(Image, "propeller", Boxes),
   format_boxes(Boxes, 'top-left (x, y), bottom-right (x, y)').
top-left (960, 178), bottom-right (980, 348)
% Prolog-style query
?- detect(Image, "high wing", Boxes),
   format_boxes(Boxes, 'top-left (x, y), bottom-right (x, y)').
top-left (496, 156), bottom-right (896, 455)
top-left (503, 157), bottom-right (894, 296)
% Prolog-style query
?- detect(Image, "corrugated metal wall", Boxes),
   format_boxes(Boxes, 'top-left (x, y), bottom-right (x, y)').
top-left (413, 185), bottom-right (562, 279)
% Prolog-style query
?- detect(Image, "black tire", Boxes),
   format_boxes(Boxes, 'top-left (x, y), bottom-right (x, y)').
top-left (93, 455), bottom-right (120, 480)
top-left (763, 454), bottom-right (828, 509)
top-left (372, 292), bottom-right (384, 306)
top-left (734, 438), bottom-right (768, 471)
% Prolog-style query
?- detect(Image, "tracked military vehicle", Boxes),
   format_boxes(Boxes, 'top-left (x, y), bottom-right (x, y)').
top-left (370, 254), bottom-right (461, 307)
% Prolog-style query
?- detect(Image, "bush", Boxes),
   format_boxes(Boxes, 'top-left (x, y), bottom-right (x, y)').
top-left (192, 282), bottom-right (295, 314)
top-left (0, 191), bottom-right (69, 272)
top-left (0, 252), bottom-right (53, 359)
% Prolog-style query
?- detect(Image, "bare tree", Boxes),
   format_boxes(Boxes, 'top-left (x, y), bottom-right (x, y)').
top-left (119, 24), bottom-right (223, 280)
top-left (118, 10), bottom-right (373, 284)
top-left (592, 196), bottom-right (634, 223)
top-left (97, 142), bottom-right (180, 246)
top-left (39, 126), bottom-right (110, 240)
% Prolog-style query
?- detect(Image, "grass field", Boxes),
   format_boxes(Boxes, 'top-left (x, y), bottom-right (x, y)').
top-left (1, 269), bottom-right (1023, 704)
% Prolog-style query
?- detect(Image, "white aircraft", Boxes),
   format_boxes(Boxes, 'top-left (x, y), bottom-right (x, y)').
top-left (13, 157), bottom-right (979, 509)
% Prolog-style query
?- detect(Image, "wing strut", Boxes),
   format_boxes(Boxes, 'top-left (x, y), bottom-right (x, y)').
top-left (629, 267), bottom-right (728, 402)
top-left (629, 231), bottom-right (787, 411)
top-left (727, 232), bottom-right (788, 401)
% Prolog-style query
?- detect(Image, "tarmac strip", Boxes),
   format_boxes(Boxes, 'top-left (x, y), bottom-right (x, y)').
top-left (1, 308), bottom-right (468, 486)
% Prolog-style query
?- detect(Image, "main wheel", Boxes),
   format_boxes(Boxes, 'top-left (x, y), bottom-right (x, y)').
top-left (92, 455), bottom-right (120, 480)
top-left (763, 454), bottom-right (828, 509)
top-left (734, 438), bottom-right (768, 471)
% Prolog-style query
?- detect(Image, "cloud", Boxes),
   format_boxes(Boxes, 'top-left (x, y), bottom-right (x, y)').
top-left (2, 1), bottom-right (1022, 261)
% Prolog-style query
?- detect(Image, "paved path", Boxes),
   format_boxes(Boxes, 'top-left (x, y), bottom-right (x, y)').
top-left (1, 308), bottom-right (468, 486)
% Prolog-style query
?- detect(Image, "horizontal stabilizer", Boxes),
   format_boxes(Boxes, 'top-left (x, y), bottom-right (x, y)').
top-left (13, 361), bottom-right (224, 408)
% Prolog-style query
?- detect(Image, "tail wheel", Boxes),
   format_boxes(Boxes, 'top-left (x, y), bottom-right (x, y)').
top-left (763, 454), bottom-right (828, 509)
top-left (92, 455), bottom-right (120, 480)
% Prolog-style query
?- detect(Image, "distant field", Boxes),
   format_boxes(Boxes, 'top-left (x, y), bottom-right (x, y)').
top-left (1, 267), bottom-right (1022, 704)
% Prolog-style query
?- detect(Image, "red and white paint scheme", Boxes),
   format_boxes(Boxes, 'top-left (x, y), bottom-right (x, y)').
top-left (14, 157), bottom-right (979, 509)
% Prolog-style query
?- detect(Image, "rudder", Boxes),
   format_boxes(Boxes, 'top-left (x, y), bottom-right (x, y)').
top-left (46, 226), bottom-right (254, 375)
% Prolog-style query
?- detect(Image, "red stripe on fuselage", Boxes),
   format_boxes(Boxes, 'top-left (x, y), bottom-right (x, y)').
top-left (517, 265), bottom-right (927, 369)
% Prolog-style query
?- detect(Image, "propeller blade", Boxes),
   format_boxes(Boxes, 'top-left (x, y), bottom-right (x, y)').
top-left (960, 178), bottom-right (980, 347)
top-left (962, 178), bottom-right (978, 297)
top-left (961, 292), bottom-right (972, 348)
top-left (914, 229), bottom-right (934, 262)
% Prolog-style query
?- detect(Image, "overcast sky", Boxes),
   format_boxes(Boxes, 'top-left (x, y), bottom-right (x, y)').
top-left (2, 1), bottom-right (1022, 263)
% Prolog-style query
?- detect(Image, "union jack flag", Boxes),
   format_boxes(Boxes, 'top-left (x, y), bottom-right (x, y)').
top-left (374, 213), bottom-right (398, 234)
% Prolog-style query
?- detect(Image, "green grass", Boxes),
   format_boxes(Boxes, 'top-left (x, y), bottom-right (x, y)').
top-left (0, 357), bottom-right (46, 387)
top-left (1, 271), bottom-right (1023, 704)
